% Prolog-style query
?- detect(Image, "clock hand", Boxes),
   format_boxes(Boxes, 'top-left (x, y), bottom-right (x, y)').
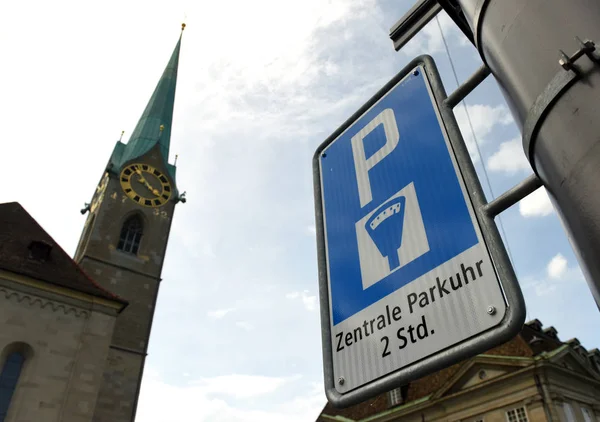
top-left (145, 183), bottom-right (161, 196)
top-left (136, 173), bottom-right (161, 197)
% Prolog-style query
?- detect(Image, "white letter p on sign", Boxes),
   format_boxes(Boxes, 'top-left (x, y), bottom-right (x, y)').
top-left (351, 108), bottom-right (400, 208)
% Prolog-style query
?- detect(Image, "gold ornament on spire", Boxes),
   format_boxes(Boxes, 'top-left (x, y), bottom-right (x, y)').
top-left (159, 124), bottom-right (165, 132)
top-left (181, 23), bottom-right (186, 31)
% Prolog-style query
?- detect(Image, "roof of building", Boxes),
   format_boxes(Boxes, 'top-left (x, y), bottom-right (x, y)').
top-left (0, 202), bottom-right (127, 306)
top-left (317, 319), bottom-right (600, 421)
top-left (108, 28), bottom-right (183, 180)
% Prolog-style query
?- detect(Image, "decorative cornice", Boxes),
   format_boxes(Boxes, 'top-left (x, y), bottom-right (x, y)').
top-left (0, 287), bottom-right (90, 318)
top-left (0, 268), bottom-right (124, 314)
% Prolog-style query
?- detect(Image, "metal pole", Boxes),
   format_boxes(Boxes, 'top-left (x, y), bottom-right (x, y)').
top-left (454, 0), bottom-right (600, 307)
top-left (482, 174), bottom-right (542, 218)
top-left (444, 64), bottom-right (490, 109)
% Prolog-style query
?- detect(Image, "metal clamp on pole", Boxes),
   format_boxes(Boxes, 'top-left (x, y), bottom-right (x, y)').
top-left (523, 37), bottom-right (600, 172)
top-left (558, 38), bottom-right (599, 71)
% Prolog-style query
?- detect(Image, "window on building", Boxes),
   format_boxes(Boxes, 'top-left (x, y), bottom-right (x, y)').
top-left (0, 352), bottom-right (25, 421)
top-left (388, 387), bottom-right (403, 406)
top-left (563, 402), bottom-right (575, 422)
top-left (117, 215), bottom-right (143, 254)
top-left (506, 407), bottom-right (528, 422)
top-left (582, 407), bottom-right (594, 422)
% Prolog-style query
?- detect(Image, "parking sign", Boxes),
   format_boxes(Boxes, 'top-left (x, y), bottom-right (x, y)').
top-left (313, 56), bottom-right (524, 407)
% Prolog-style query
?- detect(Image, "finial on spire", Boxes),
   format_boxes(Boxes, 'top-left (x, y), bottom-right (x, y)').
top-left (181, 22), bottom-right (186, 31)
top-left (174, 154), bottom-right (179, 165)
top-left (119, 130), bottom-right (125, 142)
top-left (159, 124), bottom-right (165, 132)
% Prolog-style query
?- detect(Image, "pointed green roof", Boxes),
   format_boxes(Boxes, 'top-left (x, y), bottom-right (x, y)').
top-left (109, 31), bottom-right (182, 176)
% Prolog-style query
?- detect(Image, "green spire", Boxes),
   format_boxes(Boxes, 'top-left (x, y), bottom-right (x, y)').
top-left (117, 29), bottom-right (183, 167)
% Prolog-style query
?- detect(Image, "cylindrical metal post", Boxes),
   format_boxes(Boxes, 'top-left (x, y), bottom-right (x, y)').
top-left (455, 0), bottom-right (600, 307)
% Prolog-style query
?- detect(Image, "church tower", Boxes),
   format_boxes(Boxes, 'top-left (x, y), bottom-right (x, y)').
top-left (74, 26), bottom-right (186, 422)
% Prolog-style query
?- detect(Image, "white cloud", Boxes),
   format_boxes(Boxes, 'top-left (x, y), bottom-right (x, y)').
top-left (207, 308), bottom-right (236, 319)
top-left (286, 291), bottom-right (318, 312)
top-left (547, 254), bottom-right (568, 279)
top-left (137, 371), bottom-right (324, 422)
top-left (522, 254), bottom-right (584, 297)
top-left (202, 243), bottom-right (217, 258)
top-left (302, 291), bottom-right (318, 312)
top-left (190, 374), bottom-right (301, 399)
top-left (235, 321), bottom-right (255, 331)
top-left (454, 104), bottom-right (514, 162)
top-left (488, 138), bottom-right (531, 174)
top-left (519, 188), bottom-right (554, 217)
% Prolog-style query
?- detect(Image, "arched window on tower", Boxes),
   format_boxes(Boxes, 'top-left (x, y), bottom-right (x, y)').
top-left (117, 215), bottom-right (143, 254)
top-left (0, 352), bottom-right (25, 421)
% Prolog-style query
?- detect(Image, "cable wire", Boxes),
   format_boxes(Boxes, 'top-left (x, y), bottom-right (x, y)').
top-left (434, 15), bottom-right (516, 265)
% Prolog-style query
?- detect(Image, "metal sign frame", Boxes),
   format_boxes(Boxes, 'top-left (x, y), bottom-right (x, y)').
top-left (312, 55), bottom-right (526, 408)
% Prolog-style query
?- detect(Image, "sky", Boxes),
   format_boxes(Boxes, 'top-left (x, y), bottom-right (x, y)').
top-left (1, 0), bottom-right (599, 421)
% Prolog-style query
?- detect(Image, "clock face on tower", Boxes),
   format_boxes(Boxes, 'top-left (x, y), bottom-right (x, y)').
top-left (90, 172), bottom-right (110, 213)
top-left (120, 163), bottom-right (172, 207)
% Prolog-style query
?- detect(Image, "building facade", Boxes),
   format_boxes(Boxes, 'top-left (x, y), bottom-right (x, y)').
top-left (0, 203), bottom-right (126, 422)
top-left (0, 27), bottom-right (185, 422)
top-left (318, 320), bottom-right (600, 422)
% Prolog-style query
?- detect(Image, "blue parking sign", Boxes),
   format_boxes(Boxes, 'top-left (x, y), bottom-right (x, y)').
top-left (313, 57), bottom-right (520, 406)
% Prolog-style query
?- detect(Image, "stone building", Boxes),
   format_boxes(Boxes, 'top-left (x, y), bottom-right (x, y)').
top-left (0, 26), bottom-right (185, 422)
top-left (317, 320), bottom-right (600, 422)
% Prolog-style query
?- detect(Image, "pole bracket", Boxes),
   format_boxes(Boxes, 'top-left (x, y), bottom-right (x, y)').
top-left (522, 37), bottom-right (600, 172)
